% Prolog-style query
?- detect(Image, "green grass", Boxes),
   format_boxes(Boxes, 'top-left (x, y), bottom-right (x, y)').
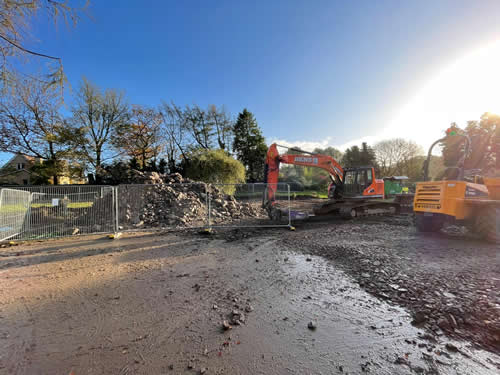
top-left (233, 190), bottom-right (328, 200)
top-left (291, 191), bottom-right (328, 199)
top-left (31, 202), bottom-right (94, 209)
top-left (0, 201), bottom-right (94, 213)
top-left (0, 205), bottom-right (28, 214)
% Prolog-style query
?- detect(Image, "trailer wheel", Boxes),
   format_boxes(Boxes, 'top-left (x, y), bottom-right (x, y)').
top-left (474, 206), bottom-right (500, 243)
top-left (415, 214), bottom-right (444, 232)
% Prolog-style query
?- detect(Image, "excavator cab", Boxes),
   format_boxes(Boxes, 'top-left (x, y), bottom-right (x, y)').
top-left (342, 167), bottom-right (374, 197)
top-left (329, 167), bottom-right (373, 199)
top-left (337, 167), bottom-right (384, 200)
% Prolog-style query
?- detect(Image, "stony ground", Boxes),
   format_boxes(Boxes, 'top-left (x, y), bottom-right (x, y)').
top-left (281, 216), bottom-right (500, 354)
top-left (0, 217), bottom-right (498, 374)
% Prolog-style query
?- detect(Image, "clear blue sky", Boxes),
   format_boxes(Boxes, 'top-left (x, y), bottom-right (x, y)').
top-left (3, 0), bottom-right (500, 164)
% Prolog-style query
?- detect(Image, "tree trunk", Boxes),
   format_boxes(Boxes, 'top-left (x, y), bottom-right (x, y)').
top-left (95, 150), bottom-right (102, 184)
top-left (142, 150), bottom-right (146, 171)
top-left (48, 143), bottom-right (59, 185)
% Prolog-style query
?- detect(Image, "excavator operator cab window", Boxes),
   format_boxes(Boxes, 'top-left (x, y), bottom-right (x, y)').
top-left (358, 170), bottom-right (367, 186)
top-left (345, 171), bottom-right (356, 186)
top-left (344, 168), bottom-right (373, 197)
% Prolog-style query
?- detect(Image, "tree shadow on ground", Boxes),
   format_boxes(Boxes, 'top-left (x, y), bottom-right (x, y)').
top-left (0, 233), bottom-right (200, 271)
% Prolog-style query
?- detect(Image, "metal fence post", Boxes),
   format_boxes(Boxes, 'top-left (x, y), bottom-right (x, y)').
top-left (25, 192), bottom-right (33, 237)
top-left (0, 189), bottom-right (3, 238)
top-left (114, 186), bottom-right (119, 233)
top-left (288, 184), bottom-right (291, 227)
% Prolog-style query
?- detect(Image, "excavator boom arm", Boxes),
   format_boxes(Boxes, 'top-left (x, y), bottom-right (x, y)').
top-left (264, 143), bottom-right (344, 203)
top-left (278, 154), bottom-right (344, 178)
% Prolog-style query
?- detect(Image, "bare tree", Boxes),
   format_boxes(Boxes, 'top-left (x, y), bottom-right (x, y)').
top-left (121, 105), bottom-right (163, 170)
top-left (159, 101), bottom-right (189, 172)
top-left (158, 102), bottom-right (235, 173)
top-left (185, 104), bottom-right (213, 150)
top-left (0, 76), bottom-right (70, 183)
top-left (207, 104), bottom-right (233, 151)
top-left (70, 78), bottom-right (129, 182)
top-left (374, 138), bottom-right (423, 178)
top-left (0, 1), bottom-right (89, 90)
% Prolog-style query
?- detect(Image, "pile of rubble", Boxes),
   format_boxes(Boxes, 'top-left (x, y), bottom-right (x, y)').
top-left (126, 172), bottom-right (262, 227)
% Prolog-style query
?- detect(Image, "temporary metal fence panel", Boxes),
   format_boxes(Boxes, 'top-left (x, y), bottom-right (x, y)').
top-left (116, 183), bottom-right (209, 231)
top-left (25, 187), bottom-right (115, 240)
top-left (0, 185), bottom-right (115, 241)
top-left (0, 182), bottom-right (293, 241)
top-left (0, 188), bottom-right (32, 241)
top-left (207, 183), bottom-right (291, 228)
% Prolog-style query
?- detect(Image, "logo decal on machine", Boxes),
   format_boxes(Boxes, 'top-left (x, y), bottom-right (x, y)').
top-left (416, 203), bottom-right (441, 209)
top-left (294, 156), bottom-right (318, 164)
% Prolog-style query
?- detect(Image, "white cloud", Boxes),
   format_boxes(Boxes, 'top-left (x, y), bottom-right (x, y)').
top-left (269, 137), bottom-right (333, 152)
top-left (270, 135), bottom-right (381, 153)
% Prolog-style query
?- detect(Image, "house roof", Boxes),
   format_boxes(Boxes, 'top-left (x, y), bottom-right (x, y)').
top-left (1, 153), bottom-right (42, 169)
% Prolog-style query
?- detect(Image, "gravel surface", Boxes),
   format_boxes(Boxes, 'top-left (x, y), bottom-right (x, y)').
top-left (280, 215), bottom-right (500, 355)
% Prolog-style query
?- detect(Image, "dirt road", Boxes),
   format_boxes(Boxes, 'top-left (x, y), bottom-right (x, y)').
top-left (0, 219), bottom-right (499, 374)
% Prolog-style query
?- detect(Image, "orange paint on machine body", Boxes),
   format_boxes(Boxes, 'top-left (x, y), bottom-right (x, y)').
top-left (414, 130), bottom-right (500, 243)
top-left (264, 143), bottom-right (385, 203)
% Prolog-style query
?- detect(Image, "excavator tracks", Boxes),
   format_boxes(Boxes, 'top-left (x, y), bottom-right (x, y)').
top-left (313, 198), bottom-right (400, 218)
top-left (338, 202), bottom-right (400, 219)
top-left (267, 199), bottom-right (401, 222)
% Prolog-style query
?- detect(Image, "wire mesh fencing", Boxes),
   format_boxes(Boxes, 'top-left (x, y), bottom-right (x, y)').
top-left (116, 183), bottom-right (209, 231)
top-left (0, 186), bottom-right (116, 241)
top-left (0, 182), bottom-right (293, 242)
top-left (116, 182), bottom-right (292, 232)
top-left (0, 188), bottom-right (32, 241)
top-left (207, 183), bottom-right (291, 228)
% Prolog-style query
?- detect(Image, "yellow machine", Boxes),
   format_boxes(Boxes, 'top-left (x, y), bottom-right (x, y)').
top-left (414, 130), bottom-right (500, 242)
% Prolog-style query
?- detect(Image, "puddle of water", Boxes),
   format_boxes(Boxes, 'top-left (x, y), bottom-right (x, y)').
top-left (244, 251), bottom-right (500, 375)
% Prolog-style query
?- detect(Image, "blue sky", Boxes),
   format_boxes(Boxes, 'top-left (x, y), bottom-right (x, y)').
top-left (3, 0), bottom-right (500, 164)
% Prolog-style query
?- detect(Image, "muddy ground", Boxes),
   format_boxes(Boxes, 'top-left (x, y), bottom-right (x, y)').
top-left (281, 216), bottom-right (500, 354)
top-left (0, 216), bottom-right (499, 374)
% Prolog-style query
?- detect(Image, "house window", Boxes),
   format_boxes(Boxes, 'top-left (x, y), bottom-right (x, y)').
top-left (22, 179), bottom-right (28, 185)
top-left (17, 163), bottom-right (25, 170)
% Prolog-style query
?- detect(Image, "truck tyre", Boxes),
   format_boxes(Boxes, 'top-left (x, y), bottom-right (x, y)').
top-left (474, 206), bottom-right (500, 243)
top-left (415, 214), bottom-right (444, 232)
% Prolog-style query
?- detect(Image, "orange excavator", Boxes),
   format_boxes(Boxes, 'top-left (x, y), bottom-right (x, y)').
top-left (263, 143), bottom-right (399, 220)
